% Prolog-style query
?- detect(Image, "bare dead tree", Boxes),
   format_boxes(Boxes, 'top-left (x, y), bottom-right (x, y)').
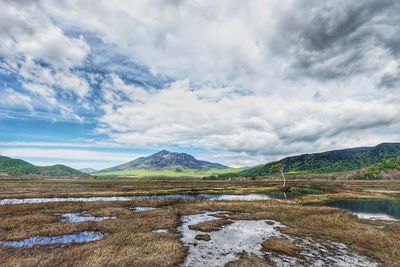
top-left (279, 165), bottom-right (286, 189)
top-left (272, 162), bottom-right (286, 190)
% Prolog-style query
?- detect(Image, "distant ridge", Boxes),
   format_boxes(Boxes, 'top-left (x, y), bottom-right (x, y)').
top-left (0, 156), bottom-right (85, 177)
top-left (100, 150), bottom-right (228, 172)
top-left (239, 142), bottom-right (400, 176)
top-left (79, 168), bottom-right (97, 174)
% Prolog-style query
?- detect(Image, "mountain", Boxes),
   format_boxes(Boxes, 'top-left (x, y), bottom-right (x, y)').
top-left (0, 156), bottom-right (85, 177)
top-left (79, 168), bottom-right (97, 174)
top-left (239, 142), bottom-right (400, 176)
top-left (100, 150), bottom-right (228, 172)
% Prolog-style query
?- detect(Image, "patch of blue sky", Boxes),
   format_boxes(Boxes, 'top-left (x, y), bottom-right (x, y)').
top-left (0, 115), bottom-right (99, 143)
top-left (0, 30), bottom-right (215, 168)
top-left (0, 67), bottom-right (19, 86)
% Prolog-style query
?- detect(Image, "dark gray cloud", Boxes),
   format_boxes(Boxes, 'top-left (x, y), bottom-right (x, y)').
top-left (273, 0), bottom-right (400, 83)
top-left (378, 68), bottom-right (400, 90)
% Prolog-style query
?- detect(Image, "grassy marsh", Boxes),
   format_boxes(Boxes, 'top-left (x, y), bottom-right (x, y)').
top-left (0, 179), bottom-right (399, 266)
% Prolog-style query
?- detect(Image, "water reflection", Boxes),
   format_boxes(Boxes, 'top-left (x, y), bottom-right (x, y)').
top-left (130, 207), bottom-right (158, 212)
top-left (57, 213), bottom-right (116, 223)
top-left (266, 188), bottom-right (325, 199)
top-left (326, 199), bottom-right (400, 220)
top-left (0, 188), bottom-right (325, 205)
top-left (0, 231), bottom-right (104, 248)
top-left (179, 211), bottom-right (377, 267)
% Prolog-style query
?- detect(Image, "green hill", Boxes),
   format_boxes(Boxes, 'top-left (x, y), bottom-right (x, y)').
top-left (0, 156), bottom-right (84, 177)
top-left (95, 167), bottom-right (242, 178)
top-left (239, 143), bottom-right (400, 177)
top-left (363, 155), bottom-right (400, 178)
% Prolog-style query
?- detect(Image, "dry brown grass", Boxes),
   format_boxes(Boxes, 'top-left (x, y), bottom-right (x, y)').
top-left (188, 219), bottom-right (233, 232)
top-left (262, 237), bottom-right (299, 257)
top-left (195, 234), bottom-right (210, 241)
top-left (225, 253), bottom-right (273, 267)
top-left (0, 179), bottom-right (399, 266)
top-left (0, 201), bottom-right (186, 267)
top-left (0, 179), bottom-right (283, 198)
top-left (198, 202), bottom-right (400, 266)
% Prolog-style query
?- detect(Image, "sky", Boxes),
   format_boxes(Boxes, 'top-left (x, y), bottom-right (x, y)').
top-left (0, 0), bottom-right (400, 170)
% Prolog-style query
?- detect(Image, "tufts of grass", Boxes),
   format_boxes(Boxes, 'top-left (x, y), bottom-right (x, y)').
top-left (226, 253), bottom-right (273, 267)
top-left (188, 219), bottom-right (233, 232)
top-left (0, 180), bottom-right (400, 266)
top-left (195, 234), bottom-right (211, 241)
top-left (262, 237), bottom-right (300, 257)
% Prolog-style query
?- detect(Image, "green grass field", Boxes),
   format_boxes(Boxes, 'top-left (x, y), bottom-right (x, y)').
top-left (94, 167), bottom-right (246, 178)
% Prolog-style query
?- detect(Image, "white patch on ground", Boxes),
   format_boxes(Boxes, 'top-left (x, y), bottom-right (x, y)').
top-left (267, 237), bottom-right (379, 267)
top-left (205, 194), bottom-right (272, 201)
top-left (0, 231), bottom-right (104, 248)
top-left (179, 211), bottom-right (282, 266)
top-left (153, 229), bottom-right (169, 233)
top-left (354, 212), bottom-right (398, 221)
top-left (56, 212), bottom-right (116, 223)
top-left (130, 207), bottom-right (158, 212)
top-left (179, 211), bottom-right (378, 267)
top-left (0, 194), bottom-right (272, 205)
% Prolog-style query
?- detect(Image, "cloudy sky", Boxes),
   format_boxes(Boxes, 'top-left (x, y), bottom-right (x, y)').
top-left (1, 0), bottom-right (400, 169)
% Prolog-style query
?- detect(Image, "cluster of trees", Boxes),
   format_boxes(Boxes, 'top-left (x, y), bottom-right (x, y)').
top-left (363, 156), bottom-right (400, 179)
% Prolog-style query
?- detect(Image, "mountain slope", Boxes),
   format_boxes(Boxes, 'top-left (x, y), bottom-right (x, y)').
top-left (0, 156), bottom-right (84, 176)
top-left (239, 143), bottom-right (400, 176)
top-left (100, 150), bottom-right (228, 172)
top-left (79, 168), bottom-right (97, 174)
top-left (363, 155), bottom-right (400, 178)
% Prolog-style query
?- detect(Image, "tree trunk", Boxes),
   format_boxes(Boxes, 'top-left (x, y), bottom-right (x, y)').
top-left (280, 167), bottom-right (286, 189)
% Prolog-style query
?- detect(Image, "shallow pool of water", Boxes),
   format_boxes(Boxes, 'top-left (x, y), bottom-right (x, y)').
top-left (0, 194), bottom-right (272, 205)
top-left (179, 211), bottom-right (378, 267)
top-left (0, 231), bottom-right (104, 248)
top-left (130, 207), bottom-right (158, 212)
top-left (179, 211), bottom-right (278, 266)
top-left (266, 188), bottom-right (325, 199)
top-left (0, 189), bottom-right (324, 205)
top-left (57, 213), bottom-right (116, 223)
top-left (326, 199), bottom-right (400, 221)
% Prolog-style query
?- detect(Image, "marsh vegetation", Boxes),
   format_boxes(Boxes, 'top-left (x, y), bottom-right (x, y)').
top-left (0, 179), bottom-right (399, 266)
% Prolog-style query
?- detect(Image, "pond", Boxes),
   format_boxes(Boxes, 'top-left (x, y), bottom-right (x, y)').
top-left (0, 231), bottom-right (104, 248)
top-left (326, 199), bottom-right (400, 221)
top-left (0, 188), bottom-right (324, 205)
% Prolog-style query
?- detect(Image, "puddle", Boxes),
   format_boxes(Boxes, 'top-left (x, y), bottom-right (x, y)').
top-left (354, 213), bottom-right (397, 221)
top-left (0, 189), bottom-right (323, 205)
top-left (267, 237), bottom-right (378, 266)
top-left (130, 207), bottom-right (158, 212)
top-left (179, 211), bottom-right (281, 267)
top-left (56, 213), bottom-right (116, 223)
top-left (153, 229), bottom-right (169, 233)
top-left (326, 199), bottom-right (400, 221)
top-left (0, 231), bottom-right (104, 248)
top-left (179, 211), bottom-right (378, 267)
